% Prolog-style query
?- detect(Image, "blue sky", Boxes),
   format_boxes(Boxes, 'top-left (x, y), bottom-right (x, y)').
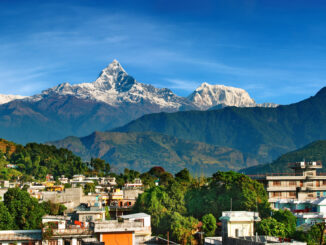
top-left (0, 0), bottom-right (326, 104)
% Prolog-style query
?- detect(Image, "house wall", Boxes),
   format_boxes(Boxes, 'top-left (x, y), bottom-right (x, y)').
top-left (101, 232), bottom-right (133, 245)
top-left (228, 221), bottom-right (253, 237)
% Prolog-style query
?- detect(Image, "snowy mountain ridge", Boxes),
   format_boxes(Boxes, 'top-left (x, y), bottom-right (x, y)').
top-left (28, 59), bottom-right (191, 109)
top-left (0, 94), bottom-right (28, 105)
top-left (188, 82), bottom-right (278, 110)
top-left (0, 60), bottom-right (277, 110)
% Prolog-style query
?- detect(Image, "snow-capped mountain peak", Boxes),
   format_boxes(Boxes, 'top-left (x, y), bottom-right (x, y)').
top-left (188, 83), bottom-right (256, 110)
top-left (30, 60), bottom-right (194, 110)
top-left (0, 94), bottom-right (28, 105)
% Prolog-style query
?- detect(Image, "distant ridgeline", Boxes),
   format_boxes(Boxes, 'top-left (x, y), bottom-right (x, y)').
top-left (48, 131), bottom-right (250, 175)
top-left (112, 87), bottom-right (326, 167)
top-left (241, 140), bottom-right (326, 175)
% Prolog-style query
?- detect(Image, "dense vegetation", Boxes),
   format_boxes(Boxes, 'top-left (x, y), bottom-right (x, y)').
top-left (243, 140), bottom-right (326, 175)
top-left (0, 188), bottom-right (66, 230)
top-left (0, 139), bottom-right (105, 180)
top-left (133, 169), bottom-right (272, 243)
top-left (49, 131), bottom-right (247, 174)
top-left (113, 87), bottom-right (326, 165)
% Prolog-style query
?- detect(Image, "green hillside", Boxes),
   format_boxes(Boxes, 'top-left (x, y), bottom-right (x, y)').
top-left (49, 131), bottom-right (251, 174)
top-left (0, 139), bottom-right (86, 180)
top-left (113, 87), bottom-right (326, 165)
top-left (242, 140), bottom-right (326, 175)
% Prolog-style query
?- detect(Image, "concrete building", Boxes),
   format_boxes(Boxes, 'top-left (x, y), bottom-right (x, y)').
top-left (205, 211), bottom-right (306, 245)
top-left (0, 230), bottom-right (42, 245)
top-left (95, 213), bottom-right (151, 245)
top-left (251, 161), bottom-right (326, 209)
top-left (220, 211), bottom-right (260, 238)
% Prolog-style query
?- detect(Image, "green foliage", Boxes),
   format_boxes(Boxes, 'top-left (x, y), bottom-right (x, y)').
top-left (185, 171), bottom-right (271, 219)
top-left (4, 188), bottom-right (46, 230)
top-left (202, 214), bottom-right (217, 237)
top-left (175, 168), bottom-right (191, 183)
top-left (170, 212), bottom-right (198, 244)
top-left (105, 206), bottom-right (111, 220)
top-left (90, 158), bottom-right (110, 176)
top-left (41, 201), bottom-right (67, 215)
top-left (272, 209), bottom-right (296, 237)
top-left (64, 183), bottom-right (72, 189)
top-left (140, 172), bottom-right (157, 188)
top-left (256, 218), bottom-right (286, 238)
top-left (10, 143), bottom-right (87, 179)
top-left (294, 223), bottom-right (326, 245)
top-left (0, 202), bottom-right (14, 230)
top-left (84, 183), bottom-right (95, 195)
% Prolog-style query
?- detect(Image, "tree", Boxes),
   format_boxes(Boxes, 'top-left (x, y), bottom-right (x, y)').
top-left (91, 158), bottom-right (105, 174)
top-left (256, 218), bottom-right (286, 238)
top-left (170, 212), bottom-right (198, 244)
top-left (175, 168), bottom-right (191, 183)
top-left (185, 171), bottom-right (271, 219)
top-left (64, 183), bottom-right (72, 189)
top-left (0, 202), bottom-right (13, 230)
top-left (272, 209), bottom-right (296, 237)
top-left (4, 188), bottom-right (45, 229)
top-left (41, 201), bottom-right (67, 215)
top-left (133, 186), bottom-right (172, 234)
top-left (202, 214), bottom-right (217, 237)
top-left (104, 162), bottom-right (111, 175)
top-left (84, 183), bottom-right (95, 195)
top-left (149, 166), bottom-right (165, 177)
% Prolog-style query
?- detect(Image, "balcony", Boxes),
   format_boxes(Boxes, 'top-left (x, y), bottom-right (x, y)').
top-left (289, 161), bottom-right (322, 169)
top-left (306, 186), bottom-right (326, 191)
top-left (266, 173), bottom-right (304, 180)
top-left (267, 186), bottom-right (297, 191)
top-left (94, 220), bottom-right (149, 233)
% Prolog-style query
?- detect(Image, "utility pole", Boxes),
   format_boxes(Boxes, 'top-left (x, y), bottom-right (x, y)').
top-left (230, 198), bottom-right (232, 211)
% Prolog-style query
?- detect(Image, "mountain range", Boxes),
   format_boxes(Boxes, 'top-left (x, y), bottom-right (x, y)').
top-left (112, 87), bottom-right (326, 166)
top-left (0, 60), bottom-right (275, 144)
top-left (49, 131), bottom-right (251, 174)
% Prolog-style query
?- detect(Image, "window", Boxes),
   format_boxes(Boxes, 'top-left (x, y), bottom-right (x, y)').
top-left (323, 181), bottom-right (326, 185)
top-left (273, 192), bottom-right (281, 197)
top-left (273, 181), bottom-right (281, 186)
top-left (289, 181), bottom-right (297, 186)
top-left (317, 191), bottom-right (321, 198)
top-left (289, 192), bottom-right (296, 197)
top-left (235, 229), bottom-right (239, 237)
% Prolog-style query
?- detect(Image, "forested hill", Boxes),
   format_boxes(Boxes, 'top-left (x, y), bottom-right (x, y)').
top-left (0, 139), bottom-right (87, 180)
top-left (113, 87), bottom-right (326, 165)
top-left (241, 140), bottom-right (326, 175)
top-left (48, 131), bottom-right (250, 175)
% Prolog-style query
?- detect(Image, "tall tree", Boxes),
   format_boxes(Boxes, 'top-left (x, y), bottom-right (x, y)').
top-left (202, 213), bottom-right (217, 237)
top-left (4, 188), bottom-right (45, 229)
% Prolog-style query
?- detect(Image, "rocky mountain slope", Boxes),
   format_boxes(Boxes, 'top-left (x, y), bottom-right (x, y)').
top-left (48, 131), bottom-right (251, 174)
top-left (113, 87), bottom-right (326, 165)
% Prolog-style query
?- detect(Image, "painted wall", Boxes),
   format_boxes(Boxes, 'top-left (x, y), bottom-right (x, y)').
top-left (101, 232), bottom-right (133, 245)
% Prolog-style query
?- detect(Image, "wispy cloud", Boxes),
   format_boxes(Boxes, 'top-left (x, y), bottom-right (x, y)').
top-left (160, 78), bottom-right (200, 91)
